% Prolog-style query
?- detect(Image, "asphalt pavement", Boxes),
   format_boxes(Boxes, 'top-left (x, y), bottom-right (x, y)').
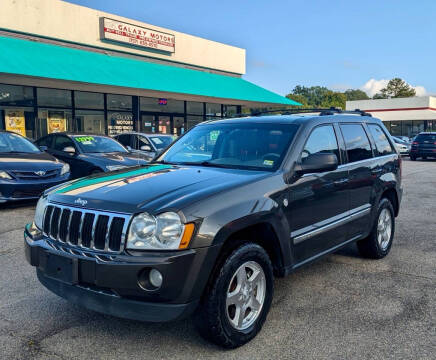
top-left (0, 158), bottom-right (435, 359)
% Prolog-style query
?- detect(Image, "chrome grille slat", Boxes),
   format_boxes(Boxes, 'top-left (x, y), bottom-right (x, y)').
top-left (66, 210), bottom-right (74, 244)
top-left (104, 216), bottom-right (114, 252)
top-left (41, 203), bottom-right (130, 254)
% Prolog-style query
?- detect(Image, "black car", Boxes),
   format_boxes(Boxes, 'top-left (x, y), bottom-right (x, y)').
top-left (35, 133), bottom-right (149, 178)
top-left (25, 111), bottom-right (402, 348)
top-left (114, 132), bottom-right (175, 161)
top-left (0, 131), bottom-right (70, 203)
top-left (410, 132), bottom-right (436, 160)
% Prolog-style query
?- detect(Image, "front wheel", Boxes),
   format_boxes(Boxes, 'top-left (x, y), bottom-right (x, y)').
top-left (357, 198), bottom-right (395, 259)
top-left (194, 243), bottom-right (274, 348)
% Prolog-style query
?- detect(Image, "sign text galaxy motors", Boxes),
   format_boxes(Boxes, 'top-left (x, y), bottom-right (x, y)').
top-left (100, 17), bottom-right (175, 53)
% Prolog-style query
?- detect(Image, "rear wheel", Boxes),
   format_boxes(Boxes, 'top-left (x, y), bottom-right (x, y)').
top-left (410, 155), bottom-right (416, 161)
top-left (357, 198), bottom-right (395, 259)
top-left (422, 156), bottom-right (427, 160)
top-left (194, 243), bottom-right (273, 348)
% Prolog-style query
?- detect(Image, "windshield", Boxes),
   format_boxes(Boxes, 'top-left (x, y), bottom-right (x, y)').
top-left (158, 122), bottom-right (299, 171)
top-left (0, 132), bottom-right (40, 153)
top-left (73, 135), bottom-right (128, 153)
top-left (148, 135), bottom-right (174, 150)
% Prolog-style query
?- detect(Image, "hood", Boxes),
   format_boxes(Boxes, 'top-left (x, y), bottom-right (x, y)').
top-left (0, 152), bottom-right (63, 171)
top-left (47, 163), bottom-right (270, 213)
top-left (82, 152), bottom-right (150, 165)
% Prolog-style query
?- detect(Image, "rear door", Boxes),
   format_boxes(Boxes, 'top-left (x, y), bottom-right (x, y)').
top-left (287, 124), bottom-right (350, 263)
top-left (339, 123), bottom-right (376, 239)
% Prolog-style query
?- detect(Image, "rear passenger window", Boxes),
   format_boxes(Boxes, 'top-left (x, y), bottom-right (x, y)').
top-left (340, 124), bottom-right (373, 163)
top-left (302, 125), bottom-right (339, 160)
top-left (368, 124), bottom-right (394, 156)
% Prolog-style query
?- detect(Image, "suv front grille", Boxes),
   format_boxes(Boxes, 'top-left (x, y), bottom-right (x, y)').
top-left (42, 204), bottom-right (131, 253)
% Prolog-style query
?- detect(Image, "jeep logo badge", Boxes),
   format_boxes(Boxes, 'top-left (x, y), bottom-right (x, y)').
top-left (74, 198), bottom-right (88, 206)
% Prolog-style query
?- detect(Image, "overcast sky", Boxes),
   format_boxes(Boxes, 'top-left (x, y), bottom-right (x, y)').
top-left (66, 0), bottom-right (436, 97)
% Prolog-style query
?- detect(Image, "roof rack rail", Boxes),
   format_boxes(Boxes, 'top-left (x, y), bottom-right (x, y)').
top-left (230, 107), bottom-right (372, 118)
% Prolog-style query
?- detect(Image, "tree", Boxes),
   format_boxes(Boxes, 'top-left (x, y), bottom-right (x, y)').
top-left (374, 78), bottom-right (416, 99)
top-left (287, 86), bottom-right (346, 109)
top-left (344, 89), bottom-right (369, 101)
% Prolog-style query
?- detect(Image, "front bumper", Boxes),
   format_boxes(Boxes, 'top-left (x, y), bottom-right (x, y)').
top-left (0, 176), bottom-right (69, 202)
top-left (25, 225), bottom-right (220, 322)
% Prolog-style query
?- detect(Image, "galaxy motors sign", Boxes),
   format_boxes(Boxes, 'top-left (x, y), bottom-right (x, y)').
top-left (100, 17), bottom-right (175, 53)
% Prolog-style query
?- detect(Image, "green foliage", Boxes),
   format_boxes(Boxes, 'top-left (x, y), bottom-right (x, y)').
top-left (344, 89), bottom-right (369, 101)
top-left (286, 86), bottom-right (346, 109)
top-left (374, 78), bottom-right (416, 99)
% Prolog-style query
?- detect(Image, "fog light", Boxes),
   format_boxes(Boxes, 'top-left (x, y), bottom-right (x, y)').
top-left (149, 269), bottom-right (163, 288)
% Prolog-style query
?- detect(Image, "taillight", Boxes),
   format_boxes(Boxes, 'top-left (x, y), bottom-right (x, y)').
top-left (412, 141), bottom-right (419, 145)
top-left (434, 142), bottom-right (436, 145)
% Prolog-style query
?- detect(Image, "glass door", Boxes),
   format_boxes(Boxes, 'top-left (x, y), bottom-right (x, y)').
top-left (140, 113), bottom-right (186, 134)
top-left (158, 116), bottom-right (171, 134)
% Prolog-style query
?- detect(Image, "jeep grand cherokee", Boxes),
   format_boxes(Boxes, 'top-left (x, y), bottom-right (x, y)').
top-left (25, 111), bottom-right (402, 348)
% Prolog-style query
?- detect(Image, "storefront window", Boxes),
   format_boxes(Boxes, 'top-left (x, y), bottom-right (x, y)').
top-left (412, 121), bottom-right (424, 136)
top-left (107, 111), bottom-right (134, 136)
top-left (0, 84), bottom-right (34, 106)
top-left (187, 115), bottom-right (203, 130)
top-left (37, 88), bottom-right (72, 107)
top-left (140, 97), bottom-right (184, 113)
top-left (75, 91), bottom-right (104, 109)
top-left (186, 101), bottom-right (204, 115)
top-left (206, 103), bottom-right (222, 119)
top-left (389, 121), bottom-right (402, 136)
top-left (223, 105), bottom-right (238, 118)
top-left (141, 114), bottom-right (156, 133)
top-left (36, 109), bottom-right (73, 138)
top-left (75, 110), bottom-right (105, 134)
top-left (107, 94), bottom-right (132, 111)
top-left (0, 107), bottom-right (35, 139)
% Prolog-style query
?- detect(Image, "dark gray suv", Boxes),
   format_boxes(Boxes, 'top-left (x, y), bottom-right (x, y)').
top-left (25, 110), bottom-right (402, 348)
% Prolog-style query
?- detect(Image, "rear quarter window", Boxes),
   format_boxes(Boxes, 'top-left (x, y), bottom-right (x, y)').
top-left (340, 124), bottom-right (373, 163)
top-left (367, 124), bottom-right (395, 156)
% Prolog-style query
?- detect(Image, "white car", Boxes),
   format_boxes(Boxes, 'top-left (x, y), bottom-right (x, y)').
top-left (392, 137), bottom-right (410, 155)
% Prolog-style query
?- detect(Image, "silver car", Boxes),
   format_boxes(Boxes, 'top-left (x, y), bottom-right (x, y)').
top-left (114, 132), bottom-right (176, 161)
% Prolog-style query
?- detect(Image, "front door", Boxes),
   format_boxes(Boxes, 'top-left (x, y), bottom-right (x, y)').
top-left (140, 113), bottom-right (185, 135)
top-left (286, 124), bottom-right (350, 264)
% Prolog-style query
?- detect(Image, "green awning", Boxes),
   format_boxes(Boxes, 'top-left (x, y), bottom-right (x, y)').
top-left (0, 35), bottom-right (299, 106)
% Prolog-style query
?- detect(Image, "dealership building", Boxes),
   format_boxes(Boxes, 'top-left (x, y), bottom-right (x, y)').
top-left (0, 0), bottom-right (296, 139)
top-left (346, 96), bottom-right (436, 137)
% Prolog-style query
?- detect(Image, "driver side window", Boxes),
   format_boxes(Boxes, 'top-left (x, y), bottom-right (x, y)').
top-left (53, 136), bottom-right (75, 152)
top-left (301, 125), bottom-right (339, 161)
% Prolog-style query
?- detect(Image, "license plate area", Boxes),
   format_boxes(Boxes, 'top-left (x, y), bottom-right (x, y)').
top-left (39, 252), bottom-right (78, 285)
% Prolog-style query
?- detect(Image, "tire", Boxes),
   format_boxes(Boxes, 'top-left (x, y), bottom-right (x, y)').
top-left (422, 156), bottom-right (427, 160)
top-left (410, 155), bottom-right (416, 161)
top-left (194, 243), bottom-right (274, 348)
top-left (357, 198), bottom-right (395, 259)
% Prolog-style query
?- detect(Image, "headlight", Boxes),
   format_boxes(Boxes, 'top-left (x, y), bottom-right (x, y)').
top-left (0, 170), bottom-right (12, 180)
top-left (34, 196), bottom-right (48, 230)
top-left (60, 163), bottom-right (70, 176)
top-left (106, 165), bottom-right (128, 171)
top-left (127, 212), bottom-right (189, 250)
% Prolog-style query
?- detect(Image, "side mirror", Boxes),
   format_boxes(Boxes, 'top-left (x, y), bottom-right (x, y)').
top-left (39, 146), bottom-right (48, 152)
top-left (295, 153), bottom-right (338, 175)
top-left (141, 145), bottom-right (152, 152)
top-left (62, 146), bottom-right (76, 155)
top-left (126, 145), bottom-right (132, 151)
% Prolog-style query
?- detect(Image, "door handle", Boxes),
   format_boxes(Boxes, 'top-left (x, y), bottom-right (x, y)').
top-left (371, 168), bottom-right (383, 175)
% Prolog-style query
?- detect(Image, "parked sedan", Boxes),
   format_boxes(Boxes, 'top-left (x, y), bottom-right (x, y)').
top-left (0, 131), bottom-right (70, 203)
top-left (35, 133), bottom-right (149, 179)
top-left (392, 137), bottom-right (410, 155)
top-left (114, 132), bottom-right (175, 161)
